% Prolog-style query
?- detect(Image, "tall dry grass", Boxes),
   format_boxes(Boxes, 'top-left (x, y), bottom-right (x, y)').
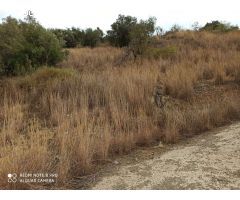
top-left (0, 31), bottom-right (240, 189)
top-left (59, 47), bottom-right (122, 70)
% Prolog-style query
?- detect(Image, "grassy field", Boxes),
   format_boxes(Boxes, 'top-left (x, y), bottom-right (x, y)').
top-left (0, 31), bottom-right (240, 189)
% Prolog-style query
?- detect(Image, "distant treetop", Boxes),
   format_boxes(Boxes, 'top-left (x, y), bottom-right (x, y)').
top-left (200, 21), bottom-right (239, 32)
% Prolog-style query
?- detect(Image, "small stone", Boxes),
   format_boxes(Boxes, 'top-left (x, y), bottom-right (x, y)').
top-left (158, 142), bottom-right (164, 148)
top-left (113, 160), bottom-right (119, 165)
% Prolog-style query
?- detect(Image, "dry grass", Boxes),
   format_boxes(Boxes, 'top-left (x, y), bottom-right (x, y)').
top-left (59, 47), bottom-right (122, 70)
top-left (163, 65), bottom-right (197, 100)
top-left (0, 31), bottom-right (240, 189)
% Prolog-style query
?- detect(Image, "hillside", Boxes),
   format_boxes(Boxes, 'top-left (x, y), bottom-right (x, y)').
top-left (0, 31), bottom-right (240, 189)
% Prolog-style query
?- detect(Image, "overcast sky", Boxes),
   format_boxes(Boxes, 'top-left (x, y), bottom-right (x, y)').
top-left (0, 0), bottom-right (239, 31)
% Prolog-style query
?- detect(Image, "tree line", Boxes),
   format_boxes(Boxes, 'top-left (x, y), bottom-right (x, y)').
top-left (50, 16), bottom-right (239, 49)
top-left (0, 12), bottom-right (239, 75)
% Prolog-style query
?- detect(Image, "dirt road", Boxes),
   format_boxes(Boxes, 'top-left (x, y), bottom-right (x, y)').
top-left (92, 122), bottom-right (240, 189)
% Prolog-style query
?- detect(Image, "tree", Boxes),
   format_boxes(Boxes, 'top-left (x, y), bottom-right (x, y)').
top-left (0, 13), bottom-right (65, 75)
top-left (63, 29), bottom-right (78, 48)
top-left (0, 17), bottom-right (25, 75)
top-left (50, 28), bottom-right (67, 47)
top-left (155, 26), bottom-right (164, 36)
top-left (51, 27), bottom-right (103, 48)
top-left (200, 21), bottom-right (239, 32)
top-left (71, 27), bottom-right (85, 47)
top-left (170, 24), bottom-right (182, 33)
top-left (83, 27), bottom-right (103, 48)
top-left (107, 15), bottom-right (137, 47)
top-left (129, 17), bottom-right (156, 57)
top-left (51, 28), bottom-right (84, 48)
top-left (192, 22), bottom-right (200, 31)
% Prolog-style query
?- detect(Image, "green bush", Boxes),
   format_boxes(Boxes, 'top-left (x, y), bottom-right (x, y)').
top-left (170, 24), bottom-right (183, 33)
top-left (107, 15), bottom-right (137, 47)
top-left (200, 21), bottom-right (239, 32)
top-left (83, 28), bottom-right (103, 48)
top-left (129, 17), bottom-right (156, 57)
top-left (0, 14), bottom-right (65, 76)
top-left (51, 27), bottom-right (104, 48)
top-left (52, 28), bottom-right (82, 48)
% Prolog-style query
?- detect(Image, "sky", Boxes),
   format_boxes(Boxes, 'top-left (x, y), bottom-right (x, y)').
top-left (0, 0), bottom-right (239, 31)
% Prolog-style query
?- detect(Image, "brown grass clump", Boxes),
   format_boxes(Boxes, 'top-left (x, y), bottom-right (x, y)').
top-left (163, 66), bottom-right (197, 100)
top-left (1, 31), bottom-right (240, 189)
top-left (163, 94), bottom-right (240, 143)
top-left (59, 47), bottom-right (122, 70)
top-left (233, 65), bottom-right (240, 83)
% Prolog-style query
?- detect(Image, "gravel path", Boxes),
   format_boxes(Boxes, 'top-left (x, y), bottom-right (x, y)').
top-left (92, 122), bottom-right (240, 189)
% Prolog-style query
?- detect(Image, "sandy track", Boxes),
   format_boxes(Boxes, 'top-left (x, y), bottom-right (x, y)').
top-left (92, 122), bottom-right (240, 189)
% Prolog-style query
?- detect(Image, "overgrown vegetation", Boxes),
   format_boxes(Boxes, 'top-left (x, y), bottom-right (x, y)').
top-left (129, 17), bottom-right (156, 57)
top-left (1, 30), bottom-right (240, 189)
top-left (200, 20), bottom-right (239, 32)
top-left (107, 15), bottom-right (138, 47)
top-left (51, 27), bottom-right (104, 48)
top-left (0, 13), bottom-right (240, 189)
top-left (1, 13), bottom-right (239, 76)
top-left (0, 14), bottom-right (64, 75)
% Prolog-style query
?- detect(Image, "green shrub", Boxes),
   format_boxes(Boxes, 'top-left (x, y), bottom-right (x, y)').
top-left (200, 21), bottom-right (239, 32)
top-left (170, 24), bottom-right (183, 33)
top-left (107, 15), bottom-right (137, 47)
top-left (51, 28), bottom-right (81, 48)
top-left (129, 17), bottom-right (156, 57)
top-left (51, 27), bottom-right (104, 48)
top-left (0, 14), bottom-right (65, 76)
top-left (83, 28), bottom-right (103, 48)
